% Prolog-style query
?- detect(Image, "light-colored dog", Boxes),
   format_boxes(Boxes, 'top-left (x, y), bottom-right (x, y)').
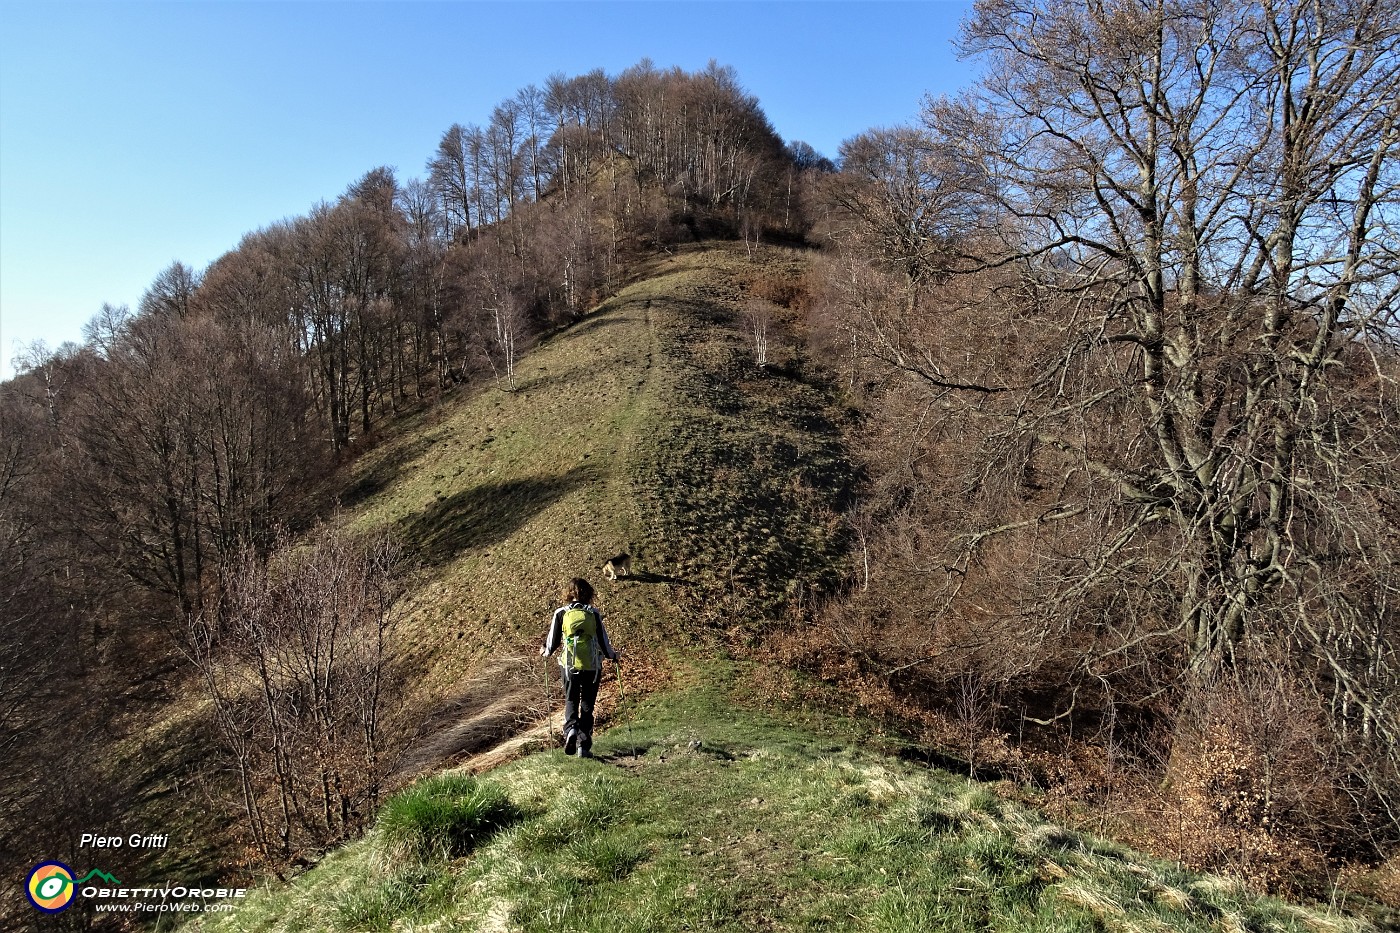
top-left (602, 553), bottom-right (632, 580)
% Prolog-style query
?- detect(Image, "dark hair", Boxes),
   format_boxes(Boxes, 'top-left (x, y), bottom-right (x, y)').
top-left (565, 577), bottom-right (595, 605)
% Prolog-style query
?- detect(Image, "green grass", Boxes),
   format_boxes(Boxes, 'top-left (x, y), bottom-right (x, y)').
top-left (191, 663), bottom-right (1381, 933)
top-left (333, 863), bottom-right (457, 932)
top-left (373, 773), bottom-right (519, 864)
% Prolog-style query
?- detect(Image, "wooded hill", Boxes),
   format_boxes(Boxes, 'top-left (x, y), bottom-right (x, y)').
top-left (4, 2), bottom-right (1400, 926)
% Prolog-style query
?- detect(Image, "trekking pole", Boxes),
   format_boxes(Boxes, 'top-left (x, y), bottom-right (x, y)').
top-left (616, 658), bottom-right (637, 760)
top-left (541, 648), bottom-right (557, 742)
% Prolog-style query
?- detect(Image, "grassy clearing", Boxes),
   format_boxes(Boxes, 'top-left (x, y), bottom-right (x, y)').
top-left (191, 663), bottom-right (1378, 933)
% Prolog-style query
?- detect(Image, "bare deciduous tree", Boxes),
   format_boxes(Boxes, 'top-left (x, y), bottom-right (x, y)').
top-left (822, 126), bottom-right (987, 312)
top-left (188, 523), bottom-right (404, 861)
top-left (746, 298), bottom-right (772, 368)
top-left (428, 123), bottom-right (480, 240)
top-left (948, 0), bottom-right (1400, 689)
top-left (819, 0), bottom-right (1400, 868)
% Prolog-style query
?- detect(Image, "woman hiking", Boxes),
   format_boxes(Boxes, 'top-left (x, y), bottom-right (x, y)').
top-left (541, 577), bottom-right (618, 758)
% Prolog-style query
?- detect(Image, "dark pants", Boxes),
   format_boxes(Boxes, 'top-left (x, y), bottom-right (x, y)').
top-left (562, 668), bottom-right (602, 744)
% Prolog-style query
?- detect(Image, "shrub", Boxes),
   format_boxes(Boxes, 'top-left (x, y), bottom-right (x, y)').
top-left (1158, 667), bottom-right (1340, 894)
top-left (747, 270), bottom-right (811, 313)
top-left (374, 773), bottom-right (519, 865)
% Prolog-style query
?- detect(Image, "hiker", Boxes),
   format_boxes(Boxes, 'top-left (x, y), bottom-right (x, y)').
top-left (541, 577), bottom-right (618, 758)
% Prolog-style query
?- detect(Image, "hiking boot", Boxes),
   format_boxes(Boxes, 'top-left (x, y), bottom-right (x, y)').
top-left (577, 737), bottom-right (593, 759)
top-left (564, 730), bottom-right (578, 755)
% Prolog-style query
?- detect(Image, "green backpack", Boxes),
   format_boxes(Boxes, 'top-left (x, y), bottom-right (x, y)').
top-left (561, 606), bottom-right (601, 672)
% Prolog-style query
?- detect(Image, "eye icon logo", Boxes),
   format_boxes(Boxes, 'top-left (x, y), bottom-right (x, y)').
top-left (27, 862), bottom-right (76, 913)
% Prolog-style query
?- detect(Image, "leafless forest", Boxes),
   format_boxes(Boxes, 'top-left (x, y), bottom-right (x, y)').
top-left (3, 0), bottom-right (1398, 918)
top-left (802, 0), bottom-right (1400, 895)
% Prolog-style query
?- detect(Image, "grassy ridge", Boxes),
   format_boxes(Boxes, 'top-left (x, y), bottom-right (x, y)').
top-left (627, 249), bottom-right (854, 634)
top-left (328, 244), bottom-right (852, 736)
top-left (177, 246), bottom-right (1382, 931)
top-left (325, 251), bottom-right (684, 739)
top-left (193, 664), bottom-right (1375, 933)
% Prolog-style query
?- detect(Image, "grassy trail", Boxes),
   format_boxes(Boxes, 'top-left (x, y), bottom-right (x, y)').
top-left (342, 255), bottom-right (675, 767)
top-left (194, 668), bottom-right (1376, 933)
top-left (338, 243), bottom-right (847, 776)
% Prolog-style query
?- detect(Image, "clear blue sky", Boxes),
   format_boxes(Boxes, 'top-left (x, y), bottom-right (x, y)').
top-left (0, 0), bottom-right (975, 380)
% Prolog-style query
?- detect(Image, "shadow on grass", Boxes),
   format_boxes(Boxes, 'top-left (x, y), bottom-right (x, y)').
top-left (532, 296), bottom-right (646, 352)
top-left (116, 704), bottom-right (244, 888)
top-left (339, 427), bottom-right (447, 511)
top-left (511, 354), bottom-right (617, 396)
top-left (896, 745), bottom-right (1023, 785)
top-left (623, 571), bottom-right (693, 586)
top-left (393, 658), bottom-right (550, 781)
top-left (398, 465), bottom-right (597, 567)
top-left (561, 310), bottom-right (634, 340)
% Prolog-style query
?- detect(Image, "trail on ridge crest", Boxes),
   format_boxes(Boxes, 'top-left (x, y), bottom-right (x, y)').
top-left (339, 244), bottom-right (853, 779)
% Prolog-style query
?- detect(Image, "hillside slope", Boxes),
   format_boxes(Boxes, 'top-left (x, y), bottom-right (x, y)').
top-left (338, 243), bottom-right (850, 777)
top-left (179, 245), bottom-right (1382, 932)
